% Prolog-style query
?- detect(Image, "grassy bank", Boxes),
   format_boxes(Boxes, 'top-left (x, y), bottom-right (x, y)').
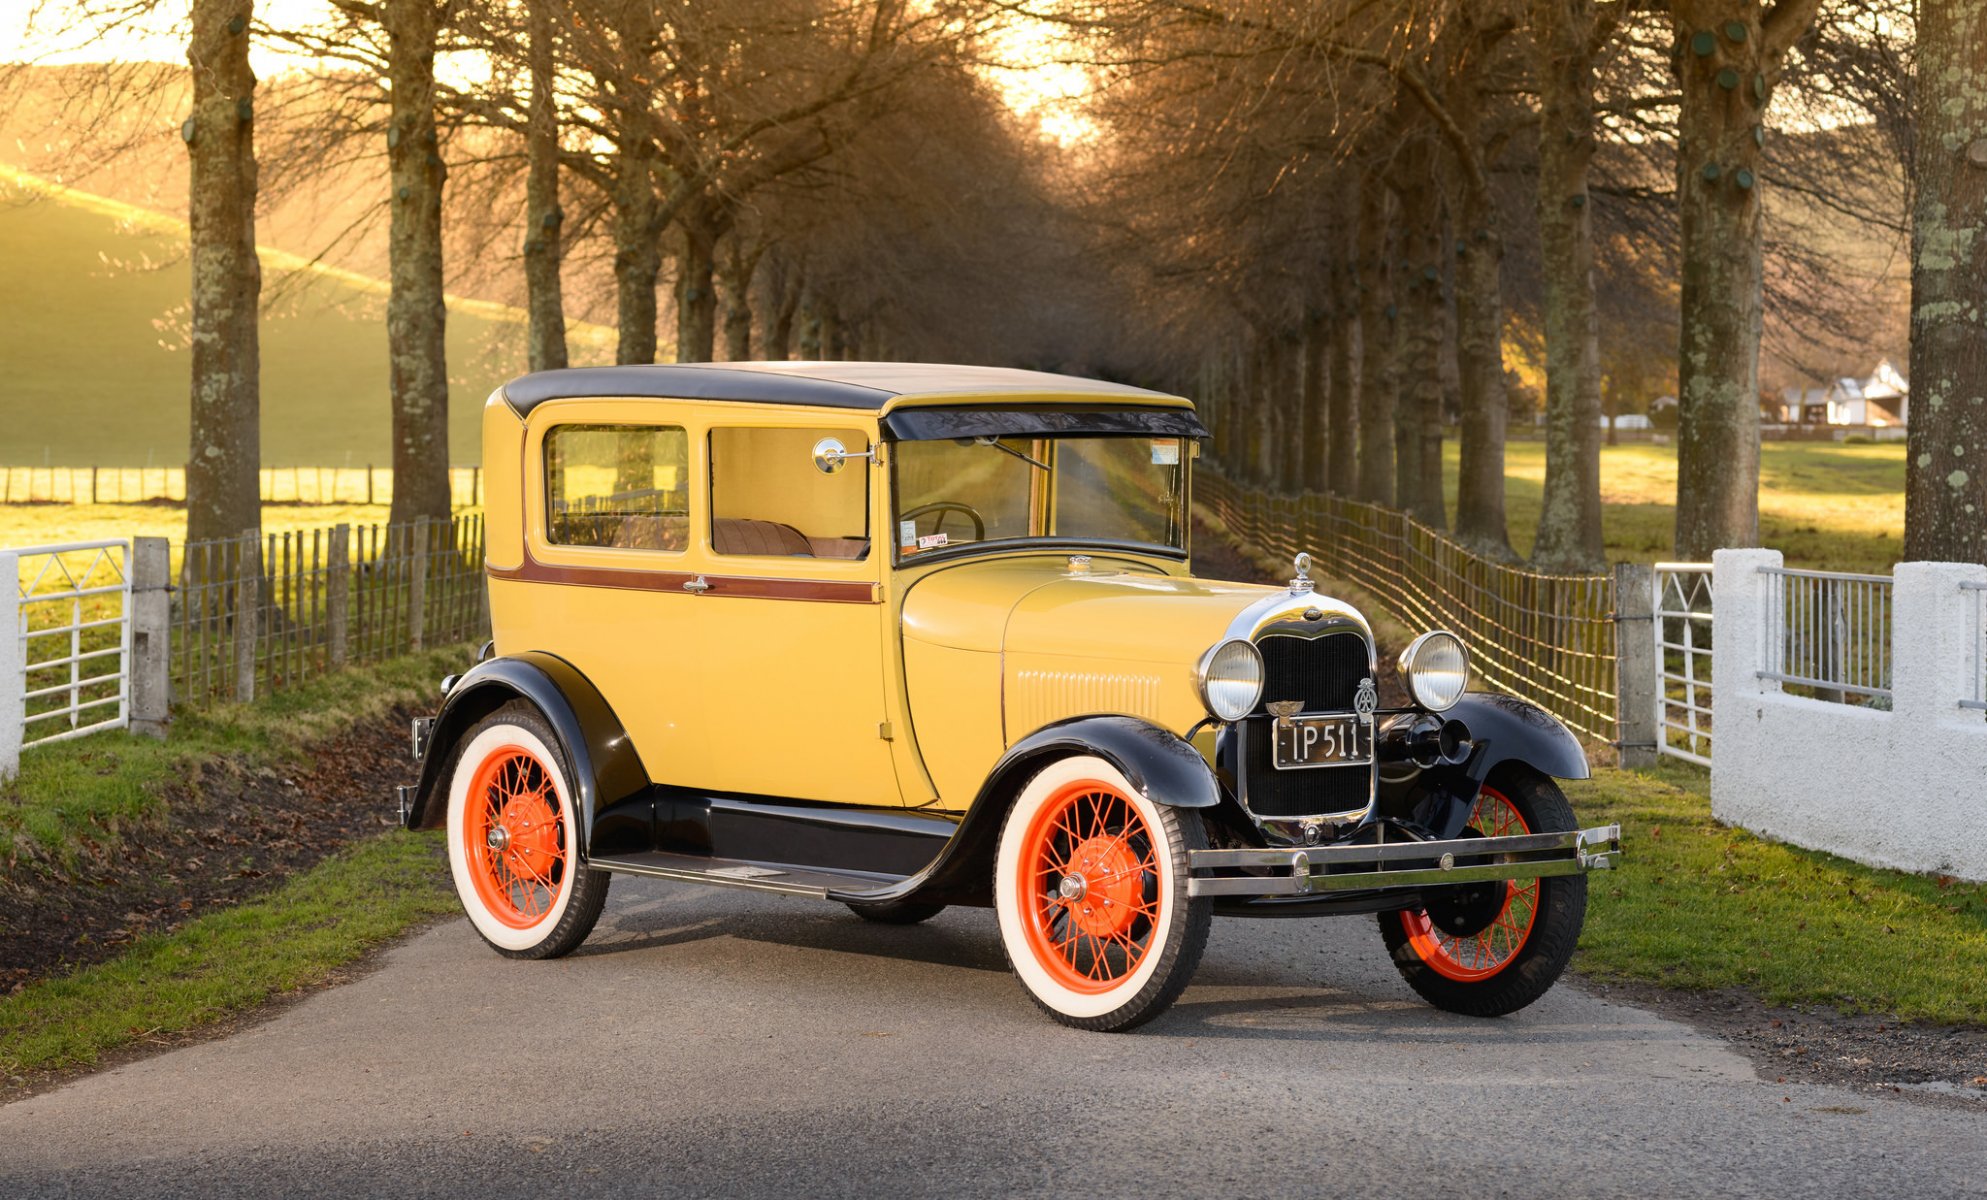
top-left (0, 646), bottom-right (469, 871)
top-left (0, 832), bottom-right (454, 1075)
top-left (1570, 763), bottom-right (1987, 1025)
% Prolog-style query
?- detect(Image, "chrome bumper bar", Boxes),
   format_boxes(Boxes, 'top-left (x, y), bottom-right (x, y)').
top-left (1186, 824), bottom-right (1623, 898)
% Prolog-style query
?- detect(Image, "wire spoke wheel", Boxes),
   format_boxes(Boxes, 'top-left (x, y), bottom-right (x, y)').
top-left (1401, 787), bottom-right (1538, 982)
top-left (463, 746), bottom-right (569, 928)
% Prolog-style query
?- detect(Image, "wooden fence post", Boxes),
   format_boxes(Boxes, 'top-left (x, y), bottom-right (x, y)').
top-left (1613, 561), bottom-right (1658, 768)
top-left (408, 517), bottom-right (428, 652)
top-left (129, 537), bottom-right (171, 739)
top-left (327, 524), bottom-right (351, 667)
top-left (234, 531), bottom-right (260, 704)
top-left (366, 465), bottom-right (375, 506)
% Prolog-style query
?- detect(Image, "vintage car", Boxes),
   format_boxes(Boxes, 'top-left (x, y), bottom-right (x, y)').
top-left (397, 362), bottom-right (1621, 1032)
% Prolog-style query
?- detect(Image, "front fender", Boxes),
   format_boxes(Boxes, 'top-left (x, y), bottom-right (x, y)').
top-left (1450, 692), bottom-right (1590, 781)
top-left (402, 652), bottom-right (649, 857)
top-left (828, 715), bottom-right (1217, 908)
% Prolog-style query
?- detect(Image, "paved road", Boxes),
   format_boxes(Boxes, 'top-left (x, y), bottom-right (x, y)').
top-left (3, 876), bottom-right (1983, 1199)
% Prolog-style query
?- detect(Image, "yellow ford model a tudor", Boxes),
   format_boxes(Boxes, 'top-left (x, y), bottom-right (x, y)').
top-left (397, 362), bottom-right (1622, 1031)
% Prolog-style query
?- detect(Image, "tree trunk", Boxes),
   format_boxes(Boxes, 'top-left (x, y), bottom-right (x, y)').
top-left (1275, 329), bottom-right (1304, 493)
top-left (766, 268), bottom-right (799, 360)
top-left (1529, 0), bottom-right (1607, 571)
top-left (674, 204), bottom-right (721, 364)
top-left (719, 239), bottom-right (759, 362)
top-left (1327, 252), bottom-right (1359, 494)
top-left (609, 1), bottom-right (660, 366)
top-left (1354, 182), bottom-right (1397, 505)
top-left (822, 299), bottom-right (846, 360)
top-left (1904, 0), bottom-right (1987, 564)
top-left (185, 0), bottom-right (262, 546)
top-left (798, 289), bottom-right (823, 358)
top-left (1452, 185), bottom-right (1514, 558)
top-left (1394, 150), bottom-right (1447, 529)
top-left (522, 0), bottom-right (566, 373)
top-left (1667, 0), bottom-right (1817, 558)
top-left (383, 0), bottom-right (451, 525)
top-left (1299, 308), bottom-right (1329, 494)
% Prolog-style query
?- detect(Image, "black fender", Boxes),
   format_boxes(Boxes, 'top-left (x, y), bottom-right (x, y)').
top-left (401, 652), bottom-right (650, 858)
top-left (1375, 692), bottom-right (1589, 839)
top-left (828, 715), bottom-right (1218, 909)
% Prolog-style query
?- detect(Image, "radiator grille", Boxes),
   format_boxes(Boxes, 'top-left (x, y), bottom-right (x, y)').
top-left (1243, 630), bottom-right (1373, 819)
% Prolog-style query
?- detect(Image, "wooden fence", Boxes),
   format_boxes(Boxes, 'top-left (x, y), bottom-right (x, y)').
top-left (1196, 472), bottom-right (1620, 746)
top-left (0, 465), bottom-right (484, 508)
top-left (172, 513), bottom-right (488, 706)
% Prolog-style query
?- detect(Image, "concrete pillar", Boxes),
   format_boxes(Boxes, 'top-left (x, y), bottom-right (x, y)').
top-left (1890, 561), bottom-right (1987, 721)
top-left (128, 537), bottom-right (170, 739)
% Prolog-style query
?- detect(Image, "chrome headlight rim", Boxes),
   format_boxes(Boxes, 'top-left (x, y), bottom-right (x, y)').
top-left (1398, 630), bottom-right (1469, 712)
top-left (1194, 637), bottom-right (1265, 724)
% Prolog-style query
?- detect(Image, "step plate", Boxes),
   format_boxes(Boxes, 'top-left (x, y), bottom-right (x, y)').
top-left (589, 851), bottom-right (907, 899)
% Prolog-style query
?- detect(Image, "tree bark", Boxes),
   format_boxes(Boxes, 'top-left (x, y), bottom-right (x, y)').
top-left (766, 267), bottom-right (799, 360)
top-left (674, 200), bottom-right (724, 364)
top-left (1299, 308), bottom-right (1330, 494)
top-left (1528, 0), bottom-right (1607, 570)
top-left (1275, 328), bottom-right (1305, 493)
top-left (185, 0), bottom-right (262, 547)
top-left (1393, 148), bottom-right (1447, 529)
top-left (1667, 0), bottom-right (1818, 558)
top-left (522, 0), bottom-right (567, 373)
top-left (1354, 182), bottom-right (1397, 505)
top-left (798, 289), bottom-right (823, 359)
top-left (821, 298), bottom-right (847, 360)
top-left (1327, 250), bottom-right (1360, 494)
top-left (1904, 0), bottom-right (1987, 564)
top-left (608, 0), bottom-right (660, 366)
top-left (719, 239), bottom-right (761, 362)
top-left (383, 0), bottom-right (452, 525)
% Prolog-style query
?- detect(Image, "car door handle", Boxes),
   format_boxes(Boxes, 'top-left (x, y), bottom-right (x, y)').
top-left (683, 576), bottom-right (712, 594)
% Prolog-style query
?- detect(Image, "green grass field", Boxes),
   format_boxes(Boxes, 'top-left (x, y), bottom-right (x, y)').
top-left (0, 166), bottom-right (615, 467)
top-left (1445, 439), bottom-right (1905, 572)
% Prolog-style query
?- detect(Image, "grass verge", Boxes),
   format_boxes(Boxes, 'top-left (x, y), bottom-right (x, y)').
top-left (0, 645), bottom-right (471, 871)
top-left (1570, 762), bottom-right (1987, 1025)
top-left (0, 832), bottom-right (455, 1076)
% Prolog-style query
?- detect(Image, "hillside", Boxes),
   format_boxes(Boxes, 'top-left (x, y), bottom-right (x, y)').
top-left (0, 165), bottom-right (614, 466)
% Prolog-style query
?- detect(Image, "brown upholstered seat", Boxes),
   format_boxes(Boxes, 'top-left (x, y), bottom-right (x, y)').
top-left (712, 517), bottom-right (814, 557)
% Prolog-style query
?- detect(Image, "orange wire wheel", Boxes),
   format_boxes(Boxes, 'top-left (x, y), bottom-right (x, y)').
top-left (461, 743), bottom-right (569, 929)
top-left (994, 754), bottom-right (1212, 1030)
top-left (1400, 786), bottom-right (1538, 982)
top-left (1015, 777), bottom-right (1163, 993)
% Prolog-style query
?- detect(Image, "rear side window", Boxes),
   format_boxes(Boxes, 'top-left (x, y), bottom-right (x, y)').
top-left (545, 424), bottom-right (690, 551)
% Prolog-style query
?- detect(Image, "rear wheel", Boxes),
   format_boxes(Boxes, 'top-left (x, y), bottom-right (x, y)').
top-left (993, 755), bottom-right (1210, 1032)
top-left (445, 703), bottom-right (609, 959)
top-left (1378, 769), bottom-right (1586, 1017)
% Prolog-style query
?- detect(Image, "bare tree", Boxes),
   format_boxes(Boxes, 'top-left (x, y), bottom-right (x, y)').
top-left (523, 0), bottom-right (568, 371)
top-left (185, 0), bottom-right (263, 545)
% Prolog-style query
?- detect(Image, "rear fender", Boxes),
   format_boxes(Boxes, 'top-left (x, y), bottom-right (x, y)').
top-left (829, 715), bottom-right (1218, 908)
top-left (402, 652), bottom-right (649, 858)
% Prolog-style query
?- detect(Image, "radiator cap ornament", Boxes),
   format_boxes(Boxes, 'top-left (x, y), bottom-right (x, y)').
top-left (1290, 552), bottom-right (1314, 595)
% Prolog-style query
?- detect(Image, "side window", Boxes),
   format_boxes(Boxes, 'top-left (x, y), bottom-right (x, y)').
top-left (709, 426), bottom-right (869, 559)
top-left (545, 424), bottom-right (689, 552)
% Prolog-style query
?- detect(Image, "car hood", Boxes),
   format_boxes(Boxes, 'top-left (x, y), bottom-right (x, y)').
top-left (900, 554), bottom-right (1274, 660)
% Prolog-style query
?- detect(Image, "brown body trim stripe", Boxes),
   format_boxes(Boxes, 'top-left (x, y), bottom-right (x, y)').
top-left (489, 551), bottom-right (879, 604)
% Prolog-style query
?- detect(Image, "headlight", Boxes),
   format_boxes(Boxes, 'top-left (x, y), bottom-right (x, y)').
top-left (1195, 638), bottom-right (1264, 722)
top-left (1398, 631), bottom-right (1469, 712)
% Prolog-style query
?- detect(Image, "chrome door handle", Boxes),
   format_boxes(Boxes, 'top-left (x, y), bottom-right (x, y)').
top-left (683, 576), bottom-right (712, 594)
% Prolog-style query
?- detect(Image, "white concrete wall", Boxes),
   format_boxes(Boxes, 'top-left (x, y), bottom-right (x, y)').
top-left (1710, 549), bottom-right (1987, 881)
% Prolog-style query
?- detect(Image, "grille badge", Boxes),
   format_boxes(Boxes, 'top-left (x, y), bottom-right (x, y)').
top-left (1354, 677), bottom-right (1378, 718)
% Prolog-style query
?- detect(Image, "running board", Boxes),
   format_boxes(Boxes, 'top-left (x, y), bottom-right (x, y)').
top-left (588, 851), bottom-right (910, 900)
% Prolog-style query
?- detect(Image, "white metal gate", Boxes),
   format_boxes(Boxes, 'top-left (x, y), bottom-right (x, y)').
top-left (1654, 563), bottom-right (1714, 766)
top-left (1, 540), bottom-right (132, 780)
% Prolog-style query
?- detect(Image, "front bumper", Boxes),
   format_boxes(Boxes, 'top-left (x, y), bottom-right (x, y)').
top-left (1186, 824), bottom-right (1622, 898)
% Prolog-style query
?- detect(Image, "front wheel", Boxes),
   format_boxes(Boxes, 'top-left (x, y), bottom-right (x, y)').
top-left (445, 703), bottom-right (610, 959)
top-left (1378, 770), bottom-right (1587, 1017)
top-left (993, 755), bottom-right (1210, 1032)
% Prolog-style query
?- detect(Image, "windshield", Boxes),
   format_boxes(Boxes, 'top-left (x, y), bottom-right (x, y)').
top-left (892, 435), bottom-right (1187, 560)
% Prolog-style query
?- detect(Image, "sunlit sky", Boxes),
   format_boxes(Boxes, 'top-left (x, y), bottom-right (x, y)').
top-left (0, 0), bottom-right (1097, 145)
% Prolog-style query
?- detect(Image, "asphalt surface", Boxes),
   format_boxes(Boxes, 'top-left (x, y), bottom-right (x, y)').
top-left (3, 876), bottom-right (1983, 1199)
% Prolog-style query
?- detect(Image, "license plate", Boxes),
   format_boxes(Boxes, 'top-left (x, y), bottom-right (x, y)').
top-left (1271, 713), bottom-right (1373, 770)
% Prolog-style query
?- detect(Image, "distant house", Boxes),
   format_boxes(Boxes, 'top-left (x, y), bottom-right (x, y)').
top-left (1595, 413), bottom-right (1653, 431)
top-left (1860, 359), bottom-right (1910, 425)
top-left (1770, 360), bottom-right (1910, 426)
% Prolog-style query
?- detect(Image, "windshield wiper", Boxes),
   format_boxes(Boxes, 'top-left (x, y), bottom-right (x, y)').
top-left (974, 436), bottom-right (1050, 472)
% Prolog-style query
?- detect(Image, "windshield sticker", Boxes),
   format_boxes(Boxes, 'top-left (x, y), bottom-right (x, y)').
top-left (917, 532), bottom-right (950, 550)
top-left (1150, 440), bottom-right (1181, 466)
top-left (899, 520), bottom-right (917, 550)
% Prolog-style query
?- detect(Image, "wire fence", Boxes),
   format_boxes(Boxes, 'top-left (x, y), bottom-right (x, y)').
top-left (0, 465), bottom-right (485, 508)
top-left (172, 513), bottom-right (487, 707)
top-left (1758, 565), bottom-right (1892, 705)
top-left (1196, 472), bottom-right (1618, 745)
